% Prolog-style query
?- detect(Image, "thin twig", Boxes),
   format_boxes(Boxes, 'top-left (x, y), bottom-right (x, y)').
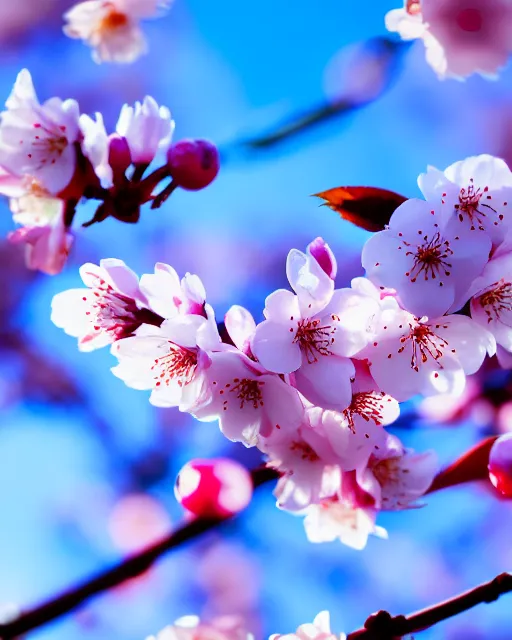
top-left (346, 572), bottom-right (512, 639)
top-left (0, 467), bottom-right (278, 640)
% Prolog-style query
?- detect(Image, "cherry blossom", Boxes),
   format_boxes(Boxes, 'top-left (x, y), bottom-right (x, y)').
top-left (418, 155), bottom-right (512, 244)
top-left (0, 69), bottom-right (80, 195)
top-left (356, 435), bottom-right (438, 510)
top-left (362, 198), bottom-right (491, 319)
top-left (139, 263), bottom-right (207, 320)
top-left (270, 611), bottom-right (344, 640)
top-left (117, 96), bottom-right (174, 166)
top-left (9, 187), bottom-right (72, 275)
top-left (386, 0), bottom-right (512, 80)
top-left (193, 351), bottom-right (304, 447)
top-left (252, 246), bottom-right (379, 411)
top-left (262, 421), bottom-right (339, 511)
top-left (303, 498), bottom-right (387, 550)
top-left (111, 313), bottom-right (219, 411)
top-left (148, 615), bottom-right (252, 640)
top-left (51, 259), bottom-right (153, 350)
top-left (359, 306), bottom-right (495, 401)
top-left (63, 0), bottom-right (171, 64)
top-left (468, 252), bottom-right (512, 352)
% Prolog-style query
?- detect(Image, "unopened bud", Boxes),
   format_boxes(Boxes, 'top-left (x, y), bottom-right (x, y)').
top-left (167, 139), bottom-right (220, 191)
top-left (489, 434), bottom-right (512, 497)
top-left (175, 458), bottom-right (253, 518)
top-left (307, 237), bottom-right (337, 279)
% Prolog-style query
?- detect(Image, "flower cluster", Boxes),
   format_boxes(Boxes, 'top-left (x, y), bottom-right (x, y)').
top-left (147, 611), bottom-right (344, 640)
top-left (386, 0), bottom-right (512, 80)
top-left (52, 152), bottom-right (512, 548)
top-left (63, 0), bottom-right (172, 64)
top-left (0, 70), bottom-right (219, 275)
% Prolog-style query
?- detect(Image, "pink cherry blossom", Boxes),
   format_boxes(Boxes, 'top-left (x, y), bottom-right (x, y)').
top-left (63, 0), bottom-right (171, 64)
top-left (362, 198), bottom-right (491, 318)
top-left (386, 0), bottom-right (512, 80)
top-left (303, 498), bottom-right (387, 550)
top-left (117, 96), bottom-right (174, 165)
top-left (51, 259), bottom-right (151, 350)
top-left (139, 263), bottom-right (207, 319)
top-left (270, 611), bottom-right (343, 640)
top-left (468, 252), bottom-right (512, 352)
top-left (261, 421), bottom-right (339, 511)
top-left (193, 351), bottom-right (304, 447)
top-left (111, 313), bottom-right (219, 411)
top-left (359, 306), bottom-right (495, 401)
top-left (252, 246), bottom-right (379, 411)
top-left (0, 70), bottom-right (80, 195)
top-left (418, 155), bottom-right (512, 244)
top-left (356, 435), bottom-right (438, 510)
top-left (148, 615), bottom-right (252, 640)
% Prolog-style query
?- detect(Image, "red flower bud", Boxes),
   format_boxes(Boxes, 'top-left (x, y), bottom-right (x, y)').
top-left (175, 458), bottom-right (253, 518)
top-left (166, 139), bottom-right (220, 190)
top-left (489, 434), bottom-right (512, 497)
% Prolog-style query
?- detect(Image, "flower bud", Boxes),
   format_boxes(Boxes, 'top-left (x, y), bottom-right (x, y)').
top-left (175, 458), bottom-right (253, 518)
top-left (307, 237), bottom-right (337, 279)
top-left (488, 434), bottom-right (512, 497)
top-left (166, 139), bottom-right (220, 191)
top-left (108, 134), bottom-right (132, 183)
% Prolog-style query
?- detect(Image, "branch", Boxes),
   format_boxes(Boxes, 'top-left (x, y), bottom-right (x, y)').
top-left (0, 467), bottom-right (278, 640)
top-left (346, 572), bottom-right (512, 639)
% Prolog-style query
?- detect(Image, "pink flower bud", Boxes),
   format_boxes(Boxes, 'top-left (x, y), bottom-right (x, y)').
top-left (108, 134), bottom-right (131, 183)
top-left (175, 458), bottom-right (253, 518)
top-left (166, 139), bottom-right (220, 191)
top-left (488, 434), bottom-right (512, 497)
top-left (306, 237), bottom-right (337, 279)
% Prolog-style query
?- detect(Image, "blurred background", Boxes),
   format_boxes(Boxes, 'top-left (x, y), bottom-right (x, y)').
top-left (0, 1), bottom-right (512, 639)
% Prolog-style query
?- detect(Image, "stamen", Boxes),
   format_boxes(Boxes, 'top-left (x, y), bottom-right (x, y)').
top-left (152, 344), bottom-right (197, 388)
top-left (455, 178), bottom-right (496, 230)
top-left (293, 317), bottom-right (336, 364)
top-left (478, 280), bottom-right (512, 322)
top-left (403, 232), bottom-right (452, 283)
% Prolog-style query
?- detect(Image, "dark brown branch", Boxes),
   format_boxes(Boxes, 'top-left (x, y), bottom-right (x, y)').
top-left (0, 467), bottom-right (278, 640)
top-left (346, 572), bottom-right (512, 639)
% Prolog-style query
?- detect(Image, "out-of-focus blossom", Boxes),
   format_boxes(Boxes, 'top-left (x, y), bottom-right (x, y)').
top-left (51, 259), bottom-right (150, 351)
top-left (362, 198), bottom-right (491, 318)
top-left (167, 139), bottom-right (220, 191)
top-left (117, 96), bottom-right (174, 165)
top-left (488, 433), bottom-right (512, 497)
top-left (385, 0), bottom-right (512, 79)
top-left (63, 0), bottom-right (172, 64)
top-left (175, 458), bottom-right (253, 518)
top-left (193, 351), bottom-right (304, 446)
top-left (0, 69), bottom-right (80, 195)
top-left (270, 611), bottom-right (344, 640)
top-left (9, 191), bottom-right (72, 275)
top-left (148, 615), bottom-right (252, 640)
top-left (418, 155), bottom-right (512, 244)
top-left (359, 307), bottom-right (495, 401)
top-left (252, 246), bottom-right (378, 410)
top-left (108, 493), bottom-right (171, 552)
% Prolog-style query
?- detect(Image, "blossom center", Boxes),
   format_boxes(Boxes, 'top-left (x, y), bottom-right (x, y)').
top-left (456, 8), bottom-right (483, 32)
top-left (99, 4), bottom-right (130, 33)
top-left (455, 179), bottom-right (494, 229)
top-left (152, 344), bottom-right (197, 388)
top-left (397, 322), bottom-right (449, 372)
top-left (293, 317), bottom-right (336, 363)
top-left (371, 457), bottom-right (403, 487)
top-left (290, 440), bottom-right (320, 462)
top-left (84, 279), bottom-right (140, 339)
top-left (229, 377), bottom-right (265, 409)
top-left (25, 121), bottom-right (69, 171)
top-left (478, 280), bottom-right (512, 322)
top-left (344, 391), bottom-right (387, 433)
top-left (404, 232), bottom-right (452, 283)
